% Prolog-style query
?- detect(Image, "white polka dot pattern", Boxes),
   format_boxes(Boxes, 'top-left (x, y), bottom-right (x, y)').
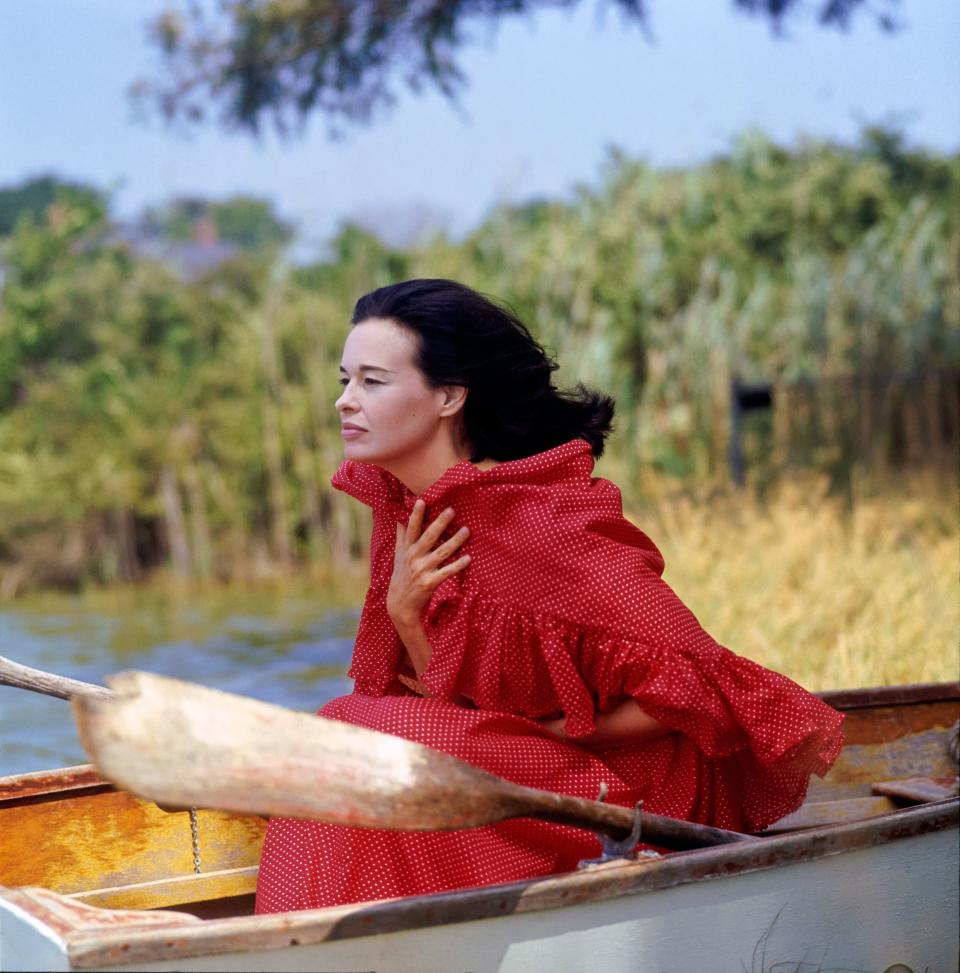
top-left (255, 439), bottom-right (844, 914)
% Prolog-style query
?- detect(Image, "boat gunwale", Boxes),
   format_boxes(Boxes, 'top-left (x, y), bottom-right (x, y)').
top-left (0, 766), bottom-right (112, 806)
top-left (4, 797), bottom-right (957, 970)
top-left (816, 680), bottom-right (960, 710)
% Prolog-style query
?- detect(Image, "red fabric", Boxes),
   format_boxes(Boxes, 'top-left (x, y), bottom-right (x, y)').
top-left (255, 439), bottom-right (844, 913)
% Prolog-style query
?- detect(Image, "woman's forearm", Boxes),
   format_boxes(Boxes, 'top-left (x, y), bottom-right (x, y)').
top-left (545, 698), bottom-right (672, 747)
top-left (391, 616), bottom-right (433, 678)
top-left (587, 699), bottom-right (671, 745)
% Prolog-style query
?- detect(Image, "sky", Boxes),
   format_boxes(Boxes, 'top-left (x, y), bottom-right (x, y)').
top-left (1, 0), bottom-right (958, 255)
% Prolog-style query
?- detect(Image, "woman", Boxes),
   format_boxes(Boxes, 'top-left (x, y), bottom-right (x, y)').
top-left (255, 278), bottom-right (844, 913)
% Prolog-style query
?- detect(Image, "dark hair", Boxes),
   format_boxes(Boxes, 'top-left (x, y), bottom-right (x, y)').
top-left (351, 279), bottom-right (614, 461)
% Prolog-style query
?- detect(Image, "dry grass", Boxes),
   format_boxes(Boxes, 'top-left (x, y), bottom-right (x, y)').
top-left (628, 474), bottom-right (959, 691)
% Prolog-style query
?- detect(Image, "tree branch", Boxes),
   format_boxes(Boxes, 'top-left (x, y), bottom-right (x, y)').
top-left (131, 0), bottom-right (901, 138)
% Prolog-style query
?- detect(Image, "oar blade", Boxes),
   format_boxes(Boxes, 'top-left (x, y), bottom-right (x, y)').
top-left (72, 671), bottom-right (516, 831)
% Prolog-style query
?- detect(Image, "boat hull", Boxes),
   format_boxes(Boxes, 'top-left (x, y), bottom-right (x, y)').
top-left (2, 801), bottom-right (956, 972)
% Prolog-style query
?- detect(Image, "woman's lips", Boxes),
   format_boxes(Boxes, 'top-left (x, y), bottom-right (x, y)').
top-left (341, 426), bottom-right (367, 439)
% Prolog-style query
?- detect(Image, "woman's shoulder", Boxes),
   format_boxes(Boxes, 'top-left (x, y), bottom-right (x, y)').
top-left (483, 438), bottom-right (596, 484)
top-left (417, 439), bottom-right (598, 508)
top-left (452, 440), bottom-right (631, 522)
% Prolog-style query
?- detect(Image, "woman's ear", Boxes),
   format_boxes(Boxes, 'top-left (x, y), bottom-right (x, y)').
top-left (438, 385), bottom-right (468, 418)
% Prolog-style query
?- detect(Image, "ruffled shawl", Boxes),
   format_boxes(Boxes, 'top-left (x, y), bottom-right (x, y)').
top-left (332, 439), bottom-right (843, 827)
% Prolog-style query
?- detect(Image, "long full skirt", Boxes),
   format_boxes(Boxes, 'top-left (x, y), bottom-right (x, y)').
top-left (255, 693), bottom-right (754, 913)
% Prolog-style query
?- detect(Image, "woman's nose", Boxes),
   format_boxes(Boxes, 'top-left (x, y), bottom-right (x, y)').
top-left (335, 384), bottom-right (356, 413)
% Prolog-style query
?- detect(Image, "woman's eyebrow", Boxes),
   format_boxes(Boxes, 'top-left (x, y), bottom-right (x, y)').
top-left (338, 364), bottom-right (396, 374)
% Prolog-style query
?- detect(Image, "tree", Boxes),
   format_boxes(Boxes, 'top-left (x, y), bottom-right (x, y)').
top-left (134, 0), bottom-right (900, 137)
top-left (0, 196), bottom-right (114, 406)
top-left (212, 195), bottom-right (295, 249)
top-left (0, 175), bottom-right (106, 237)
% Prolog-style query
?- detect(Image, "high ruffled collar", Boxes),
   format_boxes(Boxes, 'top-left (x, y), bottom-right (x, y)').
top-left (331, 439), bottom-right (595, 514)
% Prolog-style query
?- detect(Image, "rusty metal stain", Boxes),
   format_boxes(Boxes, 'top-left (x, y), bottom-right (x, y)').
top-left (0, 789), bottom-right (266, 894)
top-left (0, 765), bottom-right (108, 804)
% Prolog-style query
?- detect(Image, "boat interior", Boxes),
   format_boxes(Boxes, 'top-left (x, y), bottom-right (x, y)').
top-left (1, 683), bottom-right (957, 924)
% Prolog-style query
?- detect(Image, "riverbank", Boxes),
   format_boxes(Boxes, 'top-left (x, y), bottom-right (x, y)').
top-left (5, 474), bottom-right (955, 691)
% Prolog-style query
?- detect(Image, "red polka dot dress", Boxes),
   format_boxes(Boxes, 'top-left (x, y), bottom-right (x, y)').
top-left (255, 439), bottom-right (844, 913)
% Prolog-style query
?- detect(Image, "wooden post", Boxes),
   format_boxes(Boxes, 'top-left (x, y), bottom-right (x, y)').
top-left (729, 377), bottom-right (745, 487)
top-left (729, 377), bottom-right (773, 487)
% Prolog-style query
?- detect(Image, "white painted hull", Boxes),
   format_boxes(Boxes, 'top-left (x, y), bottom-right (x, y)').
top-left (3, 812), bottom-right (956, 973)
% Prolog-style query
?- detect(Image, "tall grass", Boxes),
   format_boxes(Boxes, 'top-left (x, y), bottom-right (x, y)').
top-left (631, 474), bottom-right (958, 689)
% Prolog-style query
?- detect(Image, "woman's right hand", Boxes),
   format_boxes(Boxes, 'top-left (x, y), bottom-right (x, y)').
top-left (387, 499), bottom-right (471, 630)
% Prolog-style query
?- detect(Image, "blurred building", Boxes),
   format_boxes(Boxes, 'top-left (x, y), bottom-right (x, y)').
top-left (113, 215), bottom-right (242, 282)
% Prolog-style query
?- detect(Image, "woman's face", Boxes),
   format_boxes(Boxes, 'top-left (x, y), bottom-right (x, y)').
top-left (336, 317), bottom-right (463, 467)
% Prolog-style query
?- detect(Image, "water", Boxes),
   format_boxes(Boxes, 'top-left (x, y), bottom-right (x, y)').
top-left (0, 587), bottom-right (361, 777)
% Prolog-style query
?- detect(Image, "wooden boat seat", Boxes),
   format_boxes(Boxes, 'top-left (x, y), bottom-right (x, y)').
top-left (764, 774), bottom-right (959, 834)
top-left (68, 865), bottom-right (260, 917)
top-left (871, 775), bottom-right (959, 803)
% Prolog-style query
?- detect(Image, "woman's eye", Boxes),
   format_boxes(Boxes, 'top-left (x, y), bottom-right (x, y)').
top-left (337, 376), bottom-right (385, 387)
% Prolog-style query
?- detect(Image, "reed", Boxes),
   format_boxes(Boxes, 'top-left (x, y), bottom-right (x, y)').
top-left (630, 473), bottom-right (958, 689)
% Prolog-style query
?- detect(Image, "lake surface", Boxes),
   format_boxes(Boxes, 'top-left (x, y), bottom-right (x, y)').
top-left (0, 586), bottom-right (361, 777)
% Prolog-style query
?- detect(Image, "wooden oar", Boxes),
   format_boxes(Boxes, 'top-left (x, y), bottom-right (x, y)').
top-left (72, 670), bottom-right (749, 851)
top-left (0, 655), bottom-right (202, 822)
top-left (0, 654), bottom-right (113, 701)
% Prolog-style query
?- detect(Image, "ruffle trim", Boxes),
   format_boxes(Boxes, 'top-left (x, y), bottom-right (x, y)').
top-left (416, 591), bottom-right (844, 831)
top-left (331, 439), bottom-right (598, 516)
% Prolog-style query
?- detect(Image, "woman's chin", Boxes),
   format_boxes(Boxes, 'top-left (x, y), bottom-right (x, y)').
top-left (342, 440), bottom-right (380, 462)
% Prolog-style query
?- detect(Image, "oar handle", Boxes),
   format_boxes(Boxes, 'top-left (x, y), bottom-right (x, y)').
top-left (511, 782), bottom-right (749, 851)
top-left (0, 658), bottom-right (195, 816)
top-left (0, 655), bottom-right (114, 701)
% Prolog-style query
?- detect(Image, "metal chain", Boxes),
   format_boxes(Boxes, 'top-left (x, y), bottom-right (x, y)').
top-left (189, 806), bottom-right (201, 874)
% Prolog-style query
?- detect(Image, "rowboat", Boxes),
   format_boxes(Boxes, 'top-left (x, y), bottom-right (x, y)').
top-left (1, 680), bottom-right (957, 972)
